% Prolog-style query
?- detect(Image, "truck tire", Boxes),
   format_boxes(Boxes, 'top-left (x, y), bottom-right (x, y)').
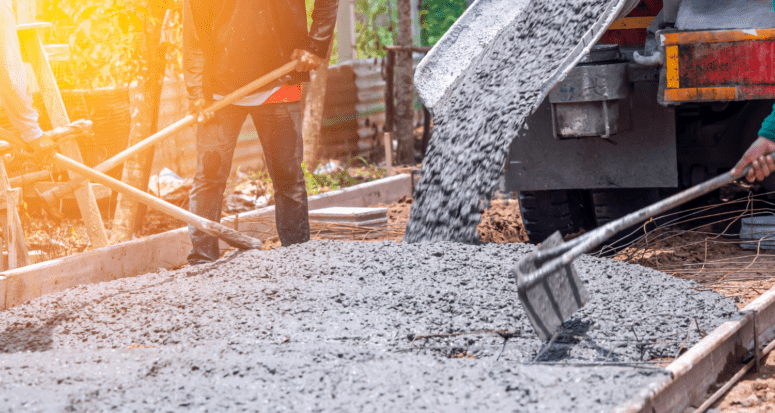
top-left (591, 188), bottom-right (661, 251)
top-left (518, 190), bottom-right (591, 244)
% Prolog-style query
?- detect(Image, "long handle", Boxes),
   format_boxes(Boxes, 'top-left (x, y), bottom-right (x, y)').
top-left (54, 153), bottom-right (262, 249)
top-left (520, 163), bottom-right (759, 291)
top-left (50, 61), bottom-right (298, 198)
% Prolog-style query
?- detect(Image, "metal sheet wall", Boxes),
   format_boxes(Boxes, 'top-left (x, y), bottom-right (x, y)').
top-left (320, 58), bottom-right (387, 161)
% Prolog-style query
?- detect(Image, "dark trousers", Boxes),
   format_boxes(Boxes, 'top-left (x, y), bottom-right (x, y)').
top-left (187, 101), bottom-right (310, 264)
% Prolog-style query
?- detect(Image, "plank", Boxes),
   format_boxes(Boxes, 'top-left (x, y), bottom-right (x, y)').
top-left (3, 229), bottom-right (191, 308)
top-left (5, 188), bottom-right (27, 269)
top-left (0, 157), bottom-right (28, 269)
top-left (18, 28), bottom-right (109, 248)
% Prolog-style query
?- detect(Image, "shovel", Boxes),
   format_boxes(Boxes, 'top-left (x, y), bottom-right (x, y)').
top-left (513, 160), bottom-right (769, 341)
top-left (37, 60), bottom-right (299, 211)
top-left (0, 127), bottom-right (263, 250)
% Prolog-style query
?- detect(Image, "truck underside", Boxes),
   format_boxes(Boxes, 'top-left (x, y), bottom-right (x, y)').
top-left (503, 0), bottom-right (775, 244)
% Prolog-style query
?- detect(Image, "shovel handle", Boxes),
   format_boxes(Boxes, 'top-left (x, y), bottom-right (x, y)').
top-left (43, 61), bottom-right (299, 202)
top-left (91, 60), bottom-right (298, 175)
top-left (521, 160), bottom-right (765, 291)
top-left (53, 153), bottom-right (217, 238)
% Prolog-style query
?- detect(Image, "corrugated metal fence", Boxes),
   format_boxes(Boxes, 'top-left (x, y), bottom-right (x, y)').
top-left (319, 58), bottom-right (386, 161)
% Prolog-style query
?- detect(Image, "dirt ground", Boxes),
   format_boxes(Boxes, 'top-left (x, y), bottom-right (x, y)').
top-left (713, 350), bottom-right (775, 412)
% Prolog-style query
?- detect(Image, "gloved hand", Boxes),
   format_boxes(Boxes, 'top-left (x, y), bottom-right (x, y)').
top-left (291, 49), bottom-right (323, 72)
top-left (188, 98), bottom-right (214, 123)
top-left (732, 137), bottom-right (775, 183)
top-left (27, 132), bottom-right (56, 166)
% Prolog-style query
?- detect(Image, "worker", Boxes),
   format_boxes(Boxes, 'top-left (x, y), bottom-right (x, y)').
top-left (733, 113), bottom-right (775, 183)
top-left (183, 0), bottom-right (338, 265)
top-left (0, 0), bottom-right (55, 161)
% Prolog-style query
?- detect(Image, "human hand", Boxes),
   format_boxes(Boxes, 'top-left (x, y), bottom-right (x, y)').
top-left (291, 49), bottom-right (323, 72)
top-left (27, 133), bottom-right (56, 166)
top-left (188, 98), bottom-right (214, 123)
top-left (732, 137), bottom-right (775, 182)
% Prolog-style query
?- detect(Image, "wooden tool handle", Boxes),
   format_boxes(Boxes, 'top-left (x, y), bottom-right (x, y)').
top-left (89, 61), bottom-right (298, 175)
top-left (53, 153), bottom-right (262, 249)
top-left (42, 61), bottom-right (298, 202)
top-left (54, 154), bottom-right (209, 230)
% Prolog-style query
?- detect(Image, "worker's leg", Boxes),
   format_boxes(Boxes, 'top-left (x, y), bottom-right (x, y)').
top-left (187, 104), bottom-right (248, 264)
top-left (0, 0), bottom-right (42, 142)
top-left (250, 102), bottom-right (310, 246)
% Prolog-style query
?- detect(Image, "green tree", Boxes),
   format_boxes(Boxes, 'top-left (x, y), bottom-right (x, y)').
top-left (355, 0), bottom-right (398, 58)
top-left (420, 0), bottom-right (467, 47)
top-left (43, 0), bottom-right (180, 89)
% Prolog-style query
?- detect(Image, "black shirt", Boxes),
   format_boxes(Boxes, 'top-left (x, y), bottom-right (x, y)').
top-left (183, 0), bottom-right (338, 101)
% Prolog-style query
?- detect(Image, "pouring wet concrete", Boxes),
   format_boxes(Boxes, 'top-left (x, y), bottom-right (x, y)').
top-left (0, 241), bottom-right (736, 411)
top-left (406, 0), bottom-right (617, 243)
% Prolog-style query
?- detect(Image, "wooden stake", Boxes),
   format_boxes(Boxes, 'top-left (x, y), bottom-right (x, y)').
top-left (0, 156), bottom-right (29, 269)
top-left (383, 132), bottom-right (394, 176)
top-left (18, 26), bottom-right (109, 248)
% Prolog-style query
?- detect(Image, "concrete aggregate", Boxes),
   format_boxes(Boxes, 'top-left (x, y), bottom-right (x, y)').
top-left (0, 241), bottom-right (737, 411)
top-left (0, 343), bottom-right (665, 412)
top-left (406, 0), bottom-right (614, 243)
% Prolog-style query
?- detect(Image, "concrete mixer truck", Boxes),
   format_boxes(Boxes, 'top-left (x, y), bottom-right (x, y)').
top-left (415, 0), bottom-right (775, 245)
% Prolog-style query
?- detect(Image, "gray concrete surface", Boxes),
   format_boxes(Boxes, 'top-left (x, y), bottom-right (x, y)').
top-left (0, 241), bottom-right (737, 411)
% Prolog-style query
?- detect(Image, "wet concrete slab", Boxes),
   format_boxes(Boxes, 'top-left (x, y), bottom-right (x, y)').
top-left (0, 241), bottom-right (737, 411)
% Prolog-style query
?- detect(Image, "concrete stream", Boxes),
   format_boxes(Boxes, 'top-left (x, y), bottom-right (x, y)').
top-left (406, 0), bottom-right (617, 243)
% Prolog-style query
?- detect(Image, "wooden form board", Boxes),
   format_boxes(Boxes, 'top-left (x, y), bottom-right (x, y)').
top-left (615, 281), bottom-right (775, 411)
top-left (0, 174), bottom-right (413, 310)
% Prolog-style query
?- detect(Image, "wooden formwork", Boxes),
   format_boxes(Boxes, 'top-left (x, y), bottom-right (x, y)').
top-left (615, 281), bottom-right (775, 411)
top-left (3, 167), bottom-right (775, 410)
top-left (0, 174), bottom-right (413, 311)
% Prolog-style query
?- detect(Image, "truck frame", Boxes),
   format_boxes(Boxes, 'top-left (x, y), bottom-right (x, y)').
top-left (504, 0), bottom-right (775, 243)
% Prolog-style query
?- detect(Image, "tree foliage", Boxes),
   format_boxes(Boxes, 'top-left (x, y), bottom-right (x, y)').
top-left (43, 0), bottom-right (181, 89)
top-left (420, 0), bottom-right (467, 47)
top-left (351, 0), bottom-right (467, 58)
top-left (355, 0), bottom-right (397, 58)
top-left (42, 0), bottom-right (467, 87)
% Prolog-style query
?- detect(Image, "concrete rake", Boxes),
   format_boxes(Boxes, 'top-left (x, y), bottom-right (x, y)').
top-left (514, 162), bottom-right (769, 341)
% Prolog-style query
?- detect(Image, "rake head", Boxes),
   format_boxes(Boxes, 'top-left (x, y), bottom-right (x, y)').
top-left (513, 231), bottom-right (590, 341)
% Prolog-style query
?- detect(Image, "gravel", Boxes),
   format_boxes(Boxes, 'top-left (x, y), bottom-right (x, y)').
top-left (0, 241), bottom-right (738, 411)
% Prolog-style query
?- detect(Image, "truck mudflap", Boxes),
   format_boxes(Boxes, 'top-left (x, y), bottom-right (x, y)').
top-left (662, 29), bottom-right (775, 104)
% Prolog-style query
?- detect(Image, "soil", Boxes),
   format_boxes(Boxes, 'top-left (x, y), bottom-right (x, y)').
top-left (15, 163), bottom-right (389, 263)
top-left (712, 351), bottom-right (775, 412)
